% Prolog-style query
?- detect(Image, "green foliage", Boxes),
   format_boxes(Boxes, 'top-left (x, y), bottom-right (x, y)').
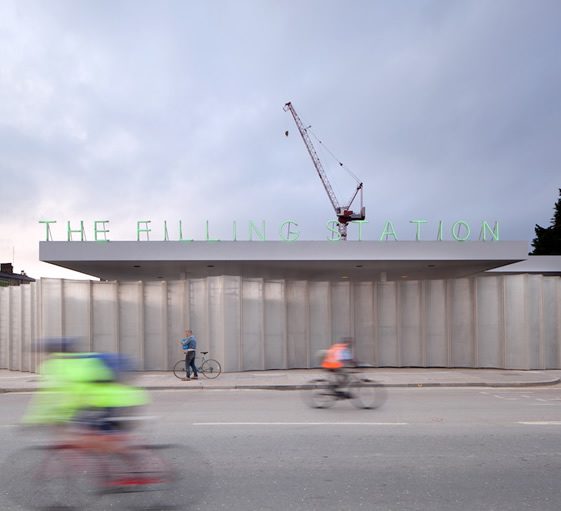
top-left (530, 189), bottom-right (561, 255)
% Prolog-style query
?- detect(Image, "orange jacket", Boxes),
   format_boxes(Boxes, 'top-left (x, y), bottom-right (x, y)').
top-left (321, 343), bottom-right (348, 369)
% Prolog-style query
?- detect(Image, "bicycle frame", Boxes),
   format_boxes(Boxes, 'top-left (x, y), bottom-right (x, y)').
top-left (173, 352), bottom-right (222, 379)
top-left (302, 371), bottom-right (387, 409)
top-left (195, 354), bottom-right (208, 371)
top-left (5, 429), bottom-right (183, 511)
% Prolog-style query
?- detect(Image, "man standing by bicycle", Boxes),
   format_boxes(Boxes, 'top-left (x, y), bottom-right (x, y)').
top-left (178, 329), bottom-right (198, 380)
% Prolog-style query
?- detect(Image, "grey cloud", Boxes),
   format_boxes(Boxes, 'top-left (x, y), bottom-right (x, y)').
top-left (0, 0), bottom-right (560, 275)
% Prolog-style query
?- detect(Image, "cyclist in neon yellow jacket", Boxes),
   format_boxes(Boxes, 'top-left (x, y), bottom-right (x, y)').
top-left (23, 338), bottom-right (148, 428)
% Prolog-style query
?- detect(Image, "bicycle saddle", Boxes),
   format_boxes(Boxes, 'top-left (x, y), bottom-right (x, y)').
top-left (200, 351), bottom-right (208, 355)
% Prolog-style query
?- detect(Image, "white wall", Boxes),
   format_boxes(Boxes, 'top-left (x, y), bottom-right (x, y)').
top-left (0, 274), bottom-right (560, 372)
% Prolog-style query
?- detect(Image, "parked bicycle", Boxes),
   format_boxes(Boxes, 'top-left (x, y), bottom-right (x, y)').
top-left (302, 369), bottom-right (387, 409)
top-left (173, 351), bottom-right (222, 379)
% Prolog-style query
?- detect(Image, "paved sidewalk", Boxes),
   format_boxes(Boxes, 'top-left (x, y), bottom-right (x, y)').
top-left (1, 367), bottom-right (560, 393)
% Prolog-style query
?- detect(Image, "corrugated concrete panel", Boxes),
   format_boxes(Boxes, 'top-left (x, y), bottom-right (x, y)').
top-left (165, 281), bottom-right (184, 368)
top-left (400, 281), bottom-right (422, 366)
top-left (476, 277), bottom-right (503, 368)
top-left (92, 281), bottom-right (119, 354)
top-left (222, 276), bottom-right (241, 372)
top-left (504, 275), bottom-right (528, 369)
top-left (63, 281), bottom-right (91, 350)
top-left (0, 284), bottom-right (29, 371)
top-left (425, 280), bottom-right (447, 366)
top-left (286, 281), bottom-right (309, 368)
top-left (142, 282), bottom-right (166, 370)
top-left (241, 279), bottom-right (264, 370)
top-left (208, 277), bottom-right (226, 370)
top-left (188, 279), bottom-right (208, 367)
top-left (264, 280), bottom-right (287, 369)
top-left (21, 284), bottom-right (34, 372)
top-left (8, 287), bottom-right (19, 370)
top-left (308, 282), bottom-right (330, 367)
top-left (353, 282), bottom-right (375, 367)
top-left (118, 282), bottom-right (143, 369)
top-left (449, 279), bottom-right (475, 367)
top-left (542, 277), bottom-right (560, 368)
top-left (526, 275), bottom-right (543, 369)
top-left (331, 282), bottom-right (352, 342)
top-left (40, 279), bottom-right (63, 338)
top-left (0, 274), bottom-right (560, 372)
top-left (0, 288), bottom-right (7, 369)
top-left (377, 282), bottom-right (398, 366)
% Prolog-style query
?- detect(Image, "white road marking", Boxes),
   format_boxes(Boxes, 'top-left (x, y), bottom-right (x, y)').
top-left (192, 422), bottom-right (409, 426)
top-left (517, 421), bottom-right (561, 425)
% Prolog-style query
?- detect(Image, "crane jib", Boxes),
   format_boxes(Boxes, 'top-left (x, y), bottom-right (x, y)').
top-left (284, 102), bottom-right (365, 240)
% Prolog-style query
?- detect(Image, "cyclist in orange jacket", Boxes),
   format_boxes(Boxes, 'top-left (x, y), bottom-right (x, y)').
top-left (321, 338), bottom-right (356, 395)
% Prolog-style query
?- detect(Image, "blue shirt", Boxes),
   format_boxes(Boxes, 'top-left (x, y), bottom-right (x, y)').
top-left (181, 335), bottom-right (197, 351)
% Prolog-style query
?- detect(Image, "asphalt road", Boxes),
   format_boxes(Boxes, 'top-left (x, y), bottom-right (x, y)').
top-left (1, 386), bottom-right (561, 510)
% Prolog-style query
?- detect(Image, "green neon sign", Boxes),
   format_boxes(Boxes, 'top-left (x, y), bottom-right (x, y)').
top-left (39, 219), bottom-right (502, 242)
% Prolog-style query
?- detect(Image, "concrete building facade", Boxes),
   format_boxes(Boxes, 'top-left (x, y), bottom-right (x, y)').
top-left (0, 241), bottom-right (560, 372)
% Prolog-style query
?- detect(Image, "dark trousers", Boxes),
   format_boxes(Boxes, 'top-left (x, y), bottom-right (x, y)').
top-left (184, 351), bottom-right (198, 377)
top-left (327, 368), bottom-right (350, 395)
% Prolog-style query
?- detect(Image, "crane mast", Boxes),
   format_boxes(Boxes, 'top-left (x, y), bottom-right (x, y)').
top-left (284, 101), bottom-right (365, 240)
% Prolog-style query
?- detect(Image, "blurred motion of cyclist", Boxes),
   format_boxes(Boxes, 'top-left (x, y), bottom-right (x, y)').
top-left (320, 337), bottom-right (356, 396)
top-left (22, 338), bottom-right (149, 447)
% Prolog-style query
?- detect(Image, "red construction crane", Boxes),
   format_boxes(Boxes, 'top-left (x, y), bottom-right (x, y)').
top-left (284, 101), bottom-right (365, 240)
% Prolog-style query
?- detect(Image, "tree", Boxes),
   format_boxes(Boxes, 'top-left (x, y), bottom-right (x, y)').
top-left (530, 188), bottom-right (561, 255)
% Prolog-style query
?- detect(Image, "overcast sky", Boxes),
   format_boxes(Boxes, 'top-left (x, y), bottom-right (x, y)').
top-left (0, 0), bottom-right (560, 279)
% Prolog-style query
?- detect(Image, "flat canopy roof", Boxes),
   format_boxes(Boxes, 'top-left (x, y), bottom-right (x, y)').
top-left (487, 255), bottom-right (561, 276)
top-left (39, 240), bottom-right (529, 281)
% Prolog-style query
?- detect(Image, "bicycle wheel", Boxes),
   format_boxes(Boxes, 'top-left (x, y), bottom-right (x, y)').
top-left (98, 444), bottom-right (187, 511)
top-left (3, 445), bottom-right (100, 510)
top-left (348, 377), bottom-right (387, 409)
top-left (302, 379), bottom-right (337, 408)
top-left (172, 359), bottom-right (186, 379)
top-left (200, 358), bottom-right (222, 379)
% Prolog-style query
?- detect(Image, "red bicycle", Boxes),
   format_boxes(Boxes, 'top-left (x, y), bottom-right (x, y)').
top-left (5, 432), bottom-right (184, 510)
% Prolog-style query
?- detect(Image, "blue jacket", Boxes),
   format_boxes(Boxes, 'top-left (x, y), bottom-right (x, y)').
top-left (181, 335), bottom-right (197, 351)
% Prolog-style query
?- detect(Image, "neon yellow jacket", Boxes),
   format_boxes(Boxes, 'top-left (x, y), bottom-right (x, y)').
top-left (22, 353), bottom-right (148, 425)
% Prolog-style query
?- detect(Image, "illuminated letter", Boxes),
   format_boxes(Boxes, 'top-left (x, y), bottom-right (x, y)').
top-left (137, 220), bottom-right (151, 241)
top-left (178, 221), bottom-right (193, 242)
top-left (380, 221), bottom-right (398, 241)
top-left (410, 219), bottom-right (427, 241)
top-left (279, 220), bottom-right (299, 242)
top-left (437, 221), bottom-right (444, 241)
top-left (326, 220), bottom-right (341, 241)
top-left (205, 220), bottom-right (220, 242)
top-left (67, 221), bottom-right (85, 241)
top-left (354, 220), bottom-right (368, 241)
top-left (94, 220), bottom-right (110, 242)
top-left (479, 221), bottom-right (500, 241)
top-left (39, 220), bottom-right (56, 241)
top-left (249, 220), bottom-right (266, 241)
top-left (451, 220), bottom-right (470, 241)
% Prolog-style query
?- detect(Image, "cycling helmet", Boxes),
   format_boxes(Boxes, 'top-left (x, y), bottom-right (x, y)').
top-left (39, 337), bottom-right (78, 354)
